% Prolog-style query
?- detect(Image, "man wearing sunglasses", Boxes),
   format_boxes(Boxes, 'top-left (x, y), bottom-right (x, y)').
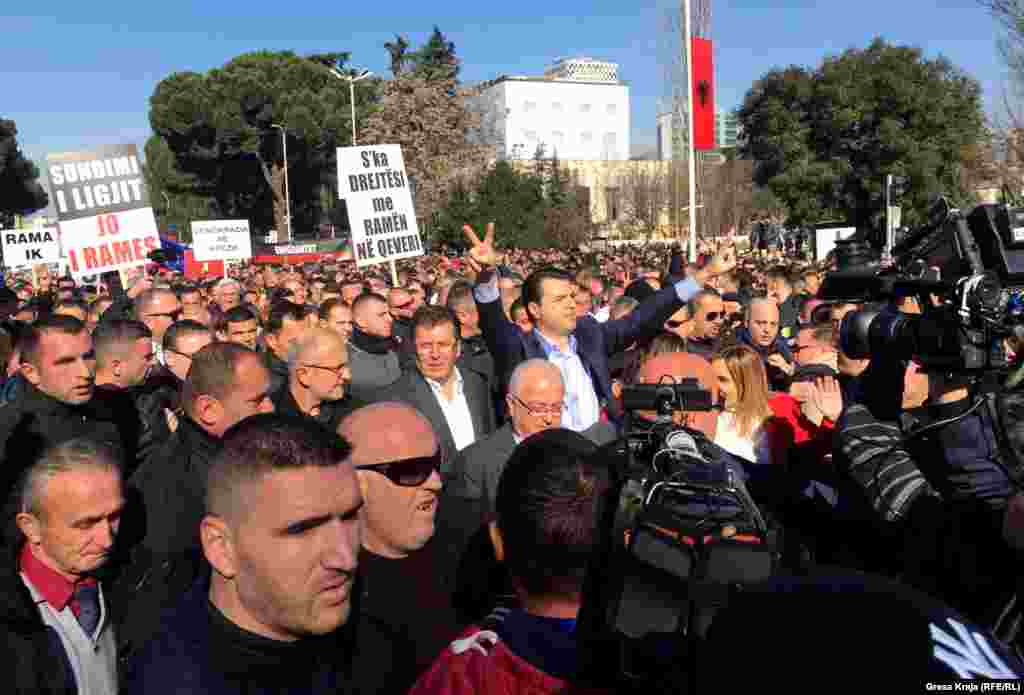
top-left (339, 402), bottom-right (457, 690)
top-left (135, 288), bottom-right (182, 366)
top-left (685, 289), bottom-right (726, 360)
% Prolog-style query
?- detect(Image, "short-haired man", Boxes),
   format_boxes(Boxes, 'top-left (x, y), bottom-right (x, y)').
top-left (161, 320), bottom-right (215, 384)
top-left (282, 277), bottom-right (307, 306)
top-left (6, 439), bottom-right (125, 695)
top-left (450, 359), bottom-right (565, 515)
top-left (374, 306), bottom-right (495, 465)
top-left (319, 297), bottom-right (353, 340)
top-left (218, 305), bottom-right (260, 350)
top-left (738, 297), bottom-right (794, 391)
top-left (262, 300), bottom-right (307, 393)
top-left (410, 429), bottom-right (607, 694)
top-left (793, 324), bottom-right (838, 371)
top-left (765, 267), bottom-right (800, 342)
top-left (53, 299), bottom-right (88, 323)
top-left (465, 223), bottom-right (735, 433)
top-left (0, 315), bottom-right (136, 491)
top-left (93, 319), bottom-right (155, 390)
top-left (447, 281), bottom-right (496, 396)
top-left (340, 280), bottom-right (365, 306)
top-left (177, 286), bottom-right (204, 323)
top-left (125, 414), bottom-right (408, 694)
top-left (273, 327), bottom-right (358, 432)
top-left (685, 289), bottom-right (726, 359)
top-left (213, 278), bottom-right (241, 313)
top-left (339, 403), bottom-right (455, 689)
top-left (348, 293), bottom-right (401, 399)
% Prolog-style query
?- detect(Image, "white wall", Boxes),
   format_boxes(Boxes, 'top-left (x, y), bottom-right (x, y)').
top-left (475, 79), bottom-right (629, 161)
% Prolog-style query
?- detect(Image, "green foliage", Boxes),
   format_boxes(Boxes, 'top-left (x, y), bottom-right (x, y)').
top-left (409, 27), bottom-right (459, 83)
top-left (0, 119), bottom-right (48, 226)
top-left (738, 38), bottom-right (986, 230)
top-left (147, 50), bottom-right (377, 235)
top-left (433, 159), bottom-right (591, 250)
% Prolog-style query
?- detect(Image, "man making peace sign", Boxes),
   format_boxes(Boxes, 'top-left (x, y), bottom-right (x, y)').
top-left (463, 223), bottom-right (736, 432)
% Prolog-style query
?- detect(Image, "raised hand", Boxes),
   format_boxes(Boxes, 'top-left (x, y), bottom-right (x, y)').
top-left (462, 222), bottom-right (502, 268)
top-left (809, 376), bottom-right (844, 422)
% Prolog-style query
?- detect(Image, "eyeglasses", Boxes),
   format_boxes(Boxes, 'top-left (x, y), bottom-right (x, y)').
top-left (356, 451), bottom-right (442, 486)
top-left (302, 363), bottom-right (349, 376)
top-left (703, 312), bottom-right (725, 322)
top-left (510, 394), bottom-right (566, 417)
top-left (665, 320), bottom-right (686, 329)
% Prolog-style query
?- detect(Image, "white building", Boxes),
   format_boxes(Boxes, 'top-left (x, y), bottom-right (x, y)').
top-left (471, 57), bottom-right (630, 161)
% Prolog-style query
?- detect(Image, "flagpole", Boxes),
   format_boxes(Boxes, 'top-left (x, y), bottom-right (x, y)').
top-left (684, 0), bottom-right (698, 262)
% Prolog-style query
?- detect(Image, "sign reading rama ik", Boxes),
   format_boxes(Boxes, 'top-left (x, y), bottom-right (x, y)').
top-left (337, 144), bottom-right (423, 267)
top-left (46, 144), bottom-right (159, 277)
top-left (191, 220), bottom-right (253, 262)
top-left (1, 226), bottom-right (62, 269)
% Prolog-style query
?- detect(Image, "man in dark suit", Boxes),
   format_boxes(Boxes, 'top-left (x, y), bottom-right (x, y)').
top-left (462, 223), bottom-right (735, 433)
top-left (372, 305), bottom-right (495, 469)
top-left (450, 358), bottom-right (564, 516)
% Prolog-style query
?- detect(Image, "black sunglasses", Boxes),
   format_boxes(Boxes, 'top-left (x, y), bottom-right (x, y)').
top-left (148, 309), bottom-right (182, 321)
top-left (356, 451), bottom-right (442, 487)
top-left (703, 311), bottom-right (725, 321)
top-left (666, 320), bottom-right (686, 328)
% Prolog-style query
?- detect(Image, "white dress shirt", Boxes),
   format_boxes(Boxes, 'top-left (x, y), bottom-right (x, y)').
top-left (425, 367), bottom-right (477, 451)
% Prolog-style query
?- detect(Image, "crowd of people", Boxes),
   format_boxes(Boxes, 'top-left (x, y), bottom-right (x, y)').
top-left (0, 222), bottom-right (1023, 694)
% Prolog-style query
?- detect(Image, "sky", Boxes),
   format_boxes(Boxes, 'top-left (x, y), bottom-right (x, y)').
top-left (2, 0), bottom-right (1010, 164)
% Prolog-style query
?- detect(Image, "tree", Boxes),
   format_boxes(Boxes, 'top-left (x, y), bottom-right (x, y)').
top-left (384, 34), bottom-right (411, 78)
top-left (738, 38), bottom-right (986, 230)
top-left (619, 162), bottom-right (669, 241)
top-left (143, 134), bottom-right (214, 242)
top-left (148, 50), bottom-right (377, 236)
top-left (0, 119), bottom-right (48, 227)
top-left (409, 27), bottom-right (459, 83)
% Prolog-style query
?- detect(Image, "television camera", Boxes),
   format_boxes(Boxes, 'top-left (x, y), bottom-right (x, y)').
top-left (576, 379), bottom-right (778, 693)
top-left (820, 199), bottom-right (1024, 374)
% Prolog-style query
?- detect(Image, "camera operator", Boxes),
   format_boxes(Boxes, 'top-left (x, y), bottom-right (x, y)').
top-left (833, 305), bottom-right (1019, 622)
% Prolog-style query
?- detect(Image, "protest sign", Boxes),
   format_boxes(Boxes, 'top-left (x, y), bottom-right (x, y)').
top-left (46, 144), bottom-right (159, 278)
top-left (337, 145), bottom-right (423, 268)
top-left (814, 226), bottom-right (857, 263)
top-left (192, 220), bottom-right (252, 262)
top-left (1, 226), bottom-right (61, 269)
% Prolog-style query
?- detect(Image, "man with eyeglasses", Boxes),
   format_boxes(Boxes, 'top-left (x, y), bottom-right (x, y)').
top-left (685, 289), bottom-right (726, 360)
top-left (272, 328), bottom-right (360, 432)
top-left (450, 359), bottom-right (565, 517)
top-left (134, 288), bottom-right (181, 365)
top-left (339, 402), bottom-right (457, 691)
top-left (217, 305), bottom-right (260, 351)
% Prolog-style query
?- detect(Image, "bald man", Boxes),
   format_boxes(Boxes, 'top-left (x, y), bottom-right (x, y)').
top-left (338, 403), bottom-right (459, 689)
top-left (739, 297), bottom-right (794, 391)
top-left (271, 328), bottom-right (360, 432)
top-left (449, 359), bottom-right (566, 515)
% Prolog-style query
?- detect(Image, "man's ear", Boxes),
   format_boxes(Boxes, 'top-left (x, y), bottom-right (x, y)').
top-left (16, 511), bottom-right (42, 546)
top-left (295, 365), bottom-right (313, 388)
top-left (20, 361), bottom-right (40, 387)
top-left (111, 358), bottom-right (123, 378)
top-left (488, 520), bottom-right (505, 563)
top-left (201, 515), bottom-right (237, 579)
top-left (195, 394), bottom-right (223, 429)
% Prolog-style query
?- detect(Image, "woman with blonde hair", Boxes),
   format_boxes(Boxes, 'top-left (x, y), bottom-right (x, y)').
top-left (711, 344), bottom-right (793, 465)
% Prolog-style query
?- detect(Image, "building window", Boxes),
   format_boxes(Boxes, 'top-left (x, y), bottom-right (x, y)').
top-left (552, 101), bottom-right (563, 113)
top-left (606, 104), bottom-right (617, 116)
top-left (523, 130), bottom-right (538, 143)
top-left (580, 103), bottom-right (592, 113)
top-left (605, 187), bottom-right (620, 221)
top-left (580, 131), bottom-right (593, 145)
top-left (551, 131), bottom-right (565, 148)
top-left (524, 100), bottom-right (537, 113)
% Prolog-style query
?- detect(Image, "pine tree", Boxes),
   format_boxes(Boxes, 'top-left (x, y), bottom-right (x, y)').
top-left (410, 27), bottom-right (459, 83)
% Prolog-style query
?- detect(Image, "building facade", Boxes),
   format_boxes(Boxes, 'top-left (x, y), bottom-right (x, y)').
top-left (471, 57), bottom-right (630, 161)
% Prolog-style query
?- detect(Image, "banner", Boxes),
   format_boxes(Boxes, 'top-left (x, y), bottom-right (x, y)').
top-left (46, 144), bottom-right (159, 278)
top-left (191, 220), bottom-right (252, 262)
top-left (183, 250), bottom-right (225, 280)
top-left (337, 144), bottom-right (424, 268)
top-left (691, 38), bottom-right (715, 151)
top-left (1, 226), bottom-right (62, 269)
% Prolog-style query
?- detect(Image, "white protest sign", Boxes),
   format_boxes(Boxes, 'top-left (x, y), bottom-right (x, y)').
top-left (1, 226), bottom-right (62, 269)
top-left (815, 226), bottom-right (857, 263)
top-left (191, 220), bottom-right (252, 262)
top-left (337, 144), bottom-right (423, 268)
top-left (46, 144), bottom-right (160, 279)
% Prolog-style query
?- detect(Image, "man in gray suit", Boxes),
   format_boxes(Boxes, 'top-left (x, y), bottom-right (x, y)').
top-left (372, 305), bottom-right (495, 471)
top-left (450, 359), bottom-right (566, 516)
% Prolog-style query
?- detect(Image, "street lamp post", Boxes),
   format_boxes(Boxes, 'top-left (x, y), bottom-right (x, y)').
top-left (270, 123), bottom-right (292, 242)
top-left (329, 67), bottom-right (373, 146)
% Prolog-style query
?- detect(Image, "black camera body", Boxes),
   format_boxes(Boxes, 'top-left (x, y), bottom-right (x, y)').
top-left (820, 200), bottom-right (1024, 373)
top-left (576, 381), bottom-right (777, 692)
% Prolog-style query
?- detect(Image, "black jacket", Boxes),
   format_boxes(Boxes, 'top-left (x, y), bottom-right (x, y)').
top-left (270, 383), bottom-right (365, 434)
top-left (0, 539), bottom-right (78, 695)
top-left (124, 569), bottom-right (412, 695)
top-left (0, 381), bottom-right (137, 499)
top-left (263, 350), bottom-right (290, 395)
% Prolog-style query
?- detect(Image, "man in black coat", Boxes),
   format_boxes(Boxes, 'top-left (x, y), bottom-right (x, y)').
top-left (125, 415), bottom-right (411, 695)
top-left (370, 306), bottom-right (495, 470)
top-left (112, 343), bottom-right (275, 663)
top-left (0, 315), bottom-right (137, 499)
